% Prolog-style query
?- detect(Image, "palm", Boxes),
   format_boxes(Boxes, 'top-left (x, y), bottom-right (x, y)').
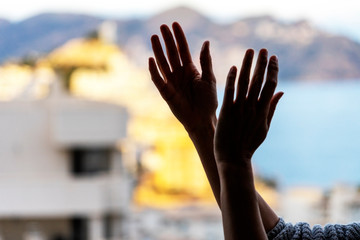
top-left (215, 49), bottom-right (283, 162)
top-left (165, 64), bottom-right (217, 131)
top-left (149, 22), bottom-right (217, 132)
top-left (216, 105), bottom-right (268, 161)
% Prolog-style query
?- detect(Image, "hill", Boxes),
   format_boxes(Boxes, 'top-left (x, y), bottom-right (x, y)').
top-left (0, 19), bottom-right (10, 28)
top-left (0, 14), bottom-right (103, 61)
top-left (1, 7), bottom-right (360, 81)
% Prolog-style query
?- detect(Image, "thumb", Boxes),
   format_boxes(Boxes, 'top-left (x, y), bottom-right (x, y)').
top-left (200, 41), bottom-right (215, 82)
top-left (267, 92), bottom-right (284, 126)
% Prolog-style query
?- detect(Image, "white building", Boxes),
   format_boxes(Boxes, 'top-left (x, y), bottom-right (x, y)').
top-left (128, 206), bottom-right (222, 240)
top-left (327, 184), bottom-right (360, 224)
top-left (0, 81), bottom-right (132, 240)
top-left (279, 187), bottom-right (326, 225)
top-left (278, 184), bottom-right (360, 226)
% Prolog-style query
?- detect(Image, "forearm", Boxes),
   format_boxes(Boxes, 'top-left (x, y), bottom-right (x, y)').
top-left (217, 161), bottom-right (267, 240)
top-left (188, 122), bottom-right (279, 226)
top-left (188, 119), bottom-right (221, 206)
top-left (257, 192), bottom-right (280, 232)
top-left (188, 120), bottom-right (279, 231)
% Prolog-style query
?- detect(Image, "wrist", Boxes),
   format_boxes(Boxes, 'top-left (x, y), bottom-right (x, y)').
top-left (217, 159), bottom-right (253, 172)
top-left (215, 150), bottom-right (253, 165)
top-left (187, 115), bottom-right (217, 139)
top-left (217, 161), bottom-right (256, 190)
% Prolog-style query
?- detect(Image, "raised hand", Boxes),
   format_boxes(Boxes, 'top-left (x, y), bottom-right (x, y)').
top-left (215, 49), bottom-right (283, 163)
top-left (148, 22), bottom-right (217, 133)
top-left (215, 49), bottom-right (283, 240)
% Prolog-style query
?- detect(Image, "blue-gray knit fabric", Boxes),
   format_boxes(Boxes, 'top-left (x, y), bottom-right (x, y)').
top-left (267, 218), bottom-right (360, 240)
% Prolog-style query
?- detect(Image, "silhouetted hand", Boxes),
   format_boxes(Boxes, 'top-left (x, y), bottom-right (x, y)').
top-left (215, 49), bottom-right (283, 163)
top-left (149, 22), bottom-right (217, 133)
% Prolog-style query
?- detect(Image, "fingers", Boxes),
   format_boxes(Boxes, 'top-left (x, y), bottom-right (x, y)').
top-left (235, 49), bottom-right (254, 106)
top-left (267, 92), bottom-right (284, 126)
top-left (222, 66), bottom-right (237, 109)
top-left (148, 57), bottom-right (166, 92)
top-left (160, 24), bottom-right (181, 71)
top-left (151, 22), bottom-right (193, 75)
top-left (149, 57), bottom-right (172, 101)
top-left (151, 35), bottom-right (171, 78)
top-left (172, 22), bottom-right (193, 65)
top-left (247, 49), bottom-right (268, 104)
top-left (200, 41), bottom-right (215, 82)
top-left (259, 56), bottom-right (279, 111)
top-left (232, 49), bottom-right (281, 126)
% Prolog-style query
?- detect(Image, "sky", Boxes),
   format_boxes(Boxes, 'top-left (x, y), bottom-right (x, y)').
top-left (0, 0), bottom-right (360, 42)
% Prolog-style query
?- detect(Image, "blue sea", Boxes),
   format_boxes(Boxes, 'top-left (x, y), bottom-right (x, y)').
top-left (219, 80), bottom-right (360, 189)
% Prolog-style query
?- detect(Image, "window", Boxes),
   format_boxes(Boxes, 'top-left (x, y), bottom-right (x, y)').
top-left (70, 217), bottom-right (88, 240)
top-left (70, 148), bottom-right (111, 176)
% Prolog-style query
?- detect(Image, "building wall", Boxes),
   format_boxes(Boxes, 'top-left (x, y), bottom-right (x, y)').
top-left (0, 96), bottom-right (132, 240)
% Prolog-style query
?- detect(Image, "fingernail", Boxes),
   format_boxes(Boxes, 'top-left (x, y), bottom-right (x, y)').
top-left (205, 41), bottom-right (210, 48)
top-left (205, 41), bottom-right (210, 52)
top-left (260, 48), bottom-right (268, 55)
top-left (271, 55), bottom-right (278, 62)
top-left (246, 48), bottom-right (254, 55)
top-left (201, 41), bottom-right (207, 51)
top-left (151, 35), bottom-right (158, 41)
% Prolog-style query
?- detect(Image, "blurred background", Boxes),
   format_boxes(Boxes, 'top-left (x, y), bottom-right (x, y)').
top-left (0, 1), bottom-right (360, 239)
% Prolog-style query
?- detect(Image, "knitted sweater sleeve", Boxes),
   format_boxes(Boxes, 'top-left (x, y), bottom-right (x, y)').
top-left (267, 218), bottom-right (360, 240)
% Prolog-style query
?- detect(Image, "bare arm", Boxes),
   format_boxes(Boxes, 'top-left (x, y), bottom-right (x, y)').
top-left (214, 49), bottom-right (283, 239)
top-left (148, 22), bottom-right (280, 231)
top-left (214, 49), bottom-right (283, 240)
top-left (149, 22), bottom-right (220, 204)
